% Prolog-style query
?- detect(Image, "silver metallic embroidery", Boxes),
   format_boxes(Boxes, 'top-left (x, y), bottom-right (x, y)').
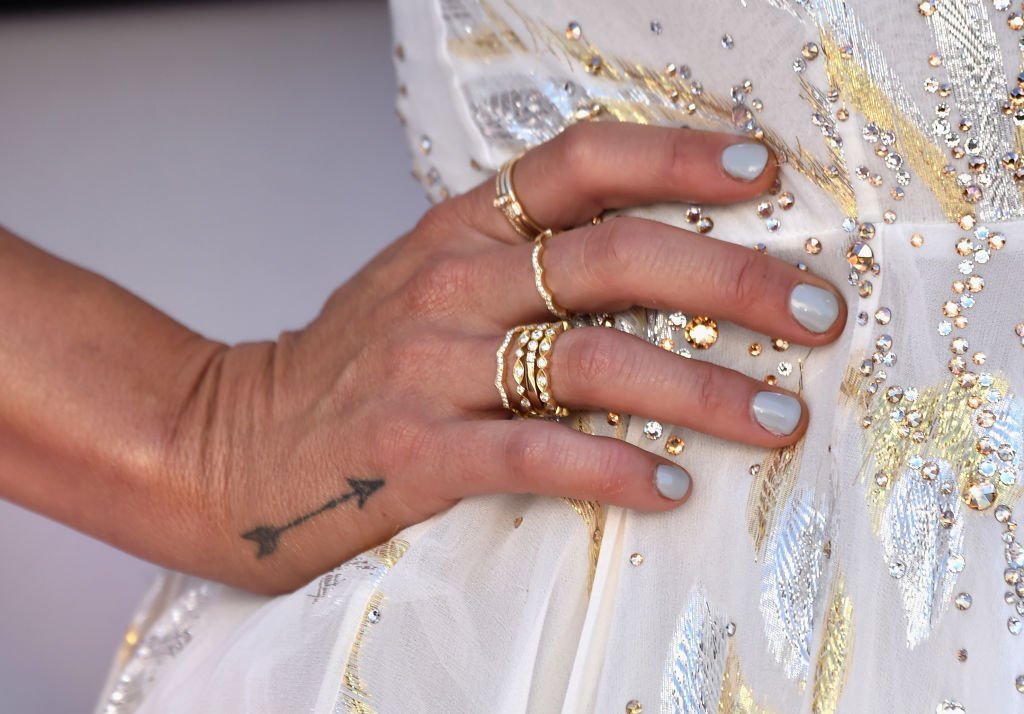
top-left (925, 0), bottom-right (1024, 220)
top-left (759, 488), bottom-right (830, 682)
top-left (100, 582), bottom-right (212, 714)
top-left (463, 76), bottom-right (576, 150)
top-left (880, 460), bottom-right (965, 648)
top-left (661, 586), bottom-right (730, 714)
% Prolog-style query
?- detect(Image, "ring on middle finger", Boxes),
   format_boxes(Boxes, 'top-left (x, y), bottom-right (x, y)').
top-left (531, 229), bottom-right (571, 320)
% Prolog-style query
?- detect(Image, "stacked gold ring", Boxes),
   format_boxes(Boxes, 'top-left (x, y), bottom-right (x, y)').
top-left (500, 321), bottom-right (571, 418)
top-left (494, 156), bottom-right (548, 240)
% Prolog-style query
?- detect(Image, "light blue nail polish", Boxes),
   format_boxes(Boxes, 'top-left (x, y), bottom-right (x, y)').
top-left (721, 142), bottom-right (769, 182)
top-left (654, 464), bottom-right (692, 501)
top-left (752, 391), bottom-right (802, 436)
top-left (790, 283), bottom-right (840, 333)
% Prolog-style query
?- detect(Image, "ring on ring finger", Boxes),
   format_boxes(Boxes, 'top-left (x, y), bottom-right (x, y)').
top-left (498, 321), bottom-right (571, 418)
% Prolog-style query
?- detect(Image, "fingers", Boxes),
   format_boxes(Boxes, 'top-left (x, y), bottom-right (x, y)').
top-left (459, 326), bottom-right (807, 448)
top-left (457, 123), bottom-right (778, 243)
top-left (438, 418), bottom-right (693, 511)
top-left (465, 217), bottom-right (846, 344)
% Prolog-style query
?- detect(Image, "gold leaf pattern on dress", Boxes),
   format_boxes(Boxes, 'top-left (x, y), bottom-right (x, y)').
top-left (746, 443), bottom-right (803, 559)
top-left (816, 31), bottom-right (966, 221)
top-left (810, 573), bottom-right (854, 714)
top-left (337, 539), bottom-right (410, 714)
top-left (562, 498), bottom-right (606, 594)
top-left (838, 355), bottom-right (871, 409)
top-left (441, 0), bottom-right (525, 58)
top-left (718, 649), bottom-right (773, 714)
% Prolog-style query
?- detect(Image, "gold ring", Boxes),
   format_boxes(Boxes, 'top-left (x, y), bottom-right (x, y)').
top-left (496, 324), bottom-right (534, 413)
top-left (494, 156), bottom-right (548, 240)
top-left (514, 321), bottom-right (571, 418)
top-left (532, 230), bottom-right (571, 319)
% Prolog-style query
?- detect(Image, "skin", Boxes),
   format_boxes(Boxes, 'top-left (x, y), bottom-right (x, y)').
top-left (0, 122), bottom-right (846, 595)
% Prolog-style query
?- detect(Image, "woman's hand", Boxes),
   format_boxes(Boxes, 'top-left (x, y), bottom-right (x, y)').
top-left (0, 123), bottom-right (846, 595)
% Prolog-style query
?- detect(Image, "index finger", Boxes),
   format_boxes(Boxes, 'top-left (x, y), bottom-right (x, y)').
top-left (459, 122), bottom-right (779, 243)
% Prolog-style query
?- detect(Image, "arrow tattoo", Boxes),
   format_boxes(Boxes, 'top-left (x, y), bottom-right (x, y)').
top-left (241, 477), bottom-right (385, 559)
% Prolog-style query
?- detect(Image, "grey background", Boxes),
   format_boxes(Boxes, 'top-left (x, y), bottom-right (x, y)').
top-left (0, 1), bottom-right (427, 711)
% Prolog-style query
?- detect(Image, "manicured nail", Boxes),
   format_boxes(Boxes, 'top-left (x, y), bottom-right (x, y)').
top-left (721, 142), bottom-right (769, 182)
top-left (654, 463), bottom-right (692, 501)
top-left (752, 391), bottom-right (802, 437)
top-left (790, 283), bottom-right (840, 333)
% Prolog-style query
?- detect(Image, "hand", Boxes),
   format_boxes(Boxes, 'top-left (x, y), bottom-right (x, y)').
top-left (157, 122), bottom-right (845, 594)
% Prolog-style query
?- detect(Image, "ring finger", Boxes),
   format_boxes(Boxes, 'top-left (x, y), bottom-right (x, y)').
top-left (458, 326), bottom-right (808, 448)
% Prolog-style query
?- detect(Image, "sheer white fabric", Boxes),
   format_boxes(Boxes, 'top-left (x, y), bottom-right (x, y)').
top-left (96, 2), bottom-right (1024, 712)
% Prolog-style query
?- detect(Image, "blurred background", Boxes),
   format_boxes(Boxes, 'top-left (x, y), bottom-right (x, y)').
top-left (0, 1), bottom-right (427, 711)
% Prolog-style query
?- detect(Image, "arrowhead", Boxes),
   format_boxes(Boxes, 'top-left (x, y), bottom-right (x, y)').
top-left (241, 526), bottom-right (281, 559)
top-left (346, 478), bottom-right (385, 508)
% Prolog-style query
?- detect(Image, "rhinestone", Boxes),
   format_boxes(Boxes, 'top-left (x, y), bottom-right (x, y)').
top-left (1010, 617), bottom-right (1023, 635)
top-left (725, 621), bottom-right (737, 636)
top-left (954, 592), bottom-right (973, 610)
top-left (629, 552), bottom-right (644, 566)
top-left (804, 237), bottom-right (822, 255)
top-left (889, 561), bottom-right (906, 578)
top-left (956, 648), bottom-right (967, 662)
top-left (649, 20), bottom-right (662, 34)
top-left (607, 412), bottom-right (621, 426)
top-left (772, 338), bottom-right (790, 351)
top-left (940, 509), bottom-right (956, 528)
top-left (922, 462), bottom-right (940, 480)
top-left (1016, 675), bottom-right (1024, 693)
top-left (875, 472), bottom-right (890, 488)
top-left (626, 701), bottom-right (643, 714)
top-left (643, 421), bottom-right (663, 440)
top-left (1009, 542), bottom-right (1024, 568)
top-left (936, 701), bottom-right (965, 714)
top-left (875, 307), bottom-right (892, 325)
top-left (721, 34), bottom-right (734, 49)
top-left (778, 362), bottom-right (793, 376)
top-left (696, 216), bottom-right (714, 233)
top-left (778, 192), bottom-right (795, 209)
top-left (665, 436), bottom-right (685, 456)
top-left (749, 342), bottom-right (762, 356)
top-left (685, 316), bottom-right (718, 349)
top-left (911, 232), bottom-right (925, 247)
top-left (964, 480), bottom-right (998, 510)
top-left (565, 22), bottom-right (582, 40)
top-left (947, 554), bottom-right (966, 573)
top-left (367, 608), bottom-right (381, 624)
top-left (847, 241), bottom-right (874, 272)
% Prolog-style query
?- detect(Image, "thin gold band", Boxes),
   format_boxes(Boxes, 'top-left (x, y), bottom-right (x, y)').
top-left (493, 156), bottom-right (548, 240)
top-left (531, 229), bottom-right (571, 319)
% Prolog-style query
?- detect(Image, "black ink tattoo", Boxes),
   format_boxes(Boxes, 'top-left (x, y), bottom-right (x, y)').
top-left (241, 477), bottom-right (384, 559)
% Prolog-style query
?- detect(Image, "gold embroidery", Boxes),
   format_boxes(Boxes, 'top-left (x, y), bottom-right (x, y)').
top-left (818, 33), bottom-right (967, 221)
top-left (719, 649), bottom-right (773, 713)
top-left (811, 574), bottom-right (854, 714)
top-left (340, 539), bottom-right (411, 713)
top-left (746, 443), bottom-right (803, 559)
top-left (563, 498), bottom-right (606, 594)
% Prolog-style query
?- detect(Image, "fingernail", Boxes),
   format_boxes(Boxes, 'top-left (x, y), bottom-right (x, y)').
top-left (654, 463), bottom-right (692, 501)
top-left (752, 391), bottom-right (802, 437)
top-left (790, 283), bottom-right (840, 333)
top-left (721, 142), bottom-right (769, 182)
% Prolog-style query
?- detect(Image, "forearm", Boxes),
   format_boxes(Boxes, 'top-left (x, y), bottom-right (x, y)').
top-left (0, 228), bottom-right (229, 572)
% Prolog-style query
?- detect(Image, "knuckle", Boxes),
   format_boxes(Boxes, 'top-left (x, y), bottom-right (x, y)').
top-left (583, 219), bottom-right (638, 290)
top-left (503, 425), bottom-right (555, 487)
top-left (717, 248), bottom-right (765, 312)
top-left (403, 255), bottom-right (474, 317)
top-left (555, 122), bottom-right (599, 170)
top-left (563, 330), bottom-right (619, 389)
top-left (690, 362), bottom-right (729, 417)
top-left (413, 200), bottom-right (458, 242)
top-left (664, 129), bottom-right (697, 186)
top-left (376, 415), bottom-right (435, 471)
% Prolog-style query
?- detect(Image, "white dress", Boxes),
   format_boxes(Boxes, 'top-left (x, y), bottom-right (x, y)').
top-left (96, 2), bottom-right (1024, 712)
